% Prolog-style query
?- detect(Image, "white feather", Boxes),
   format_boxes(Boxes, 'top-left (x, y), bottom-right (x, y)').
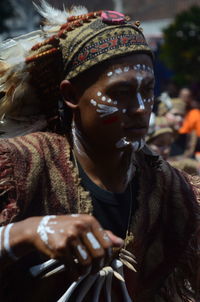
top-left (33, 0), bottom-right (69, 25)
top-left (33, 0), bottom-right (88, 26)
top-left (70, 6), bottom-right (88, 16)
top-left (0, 30), bottom-right (45, 66)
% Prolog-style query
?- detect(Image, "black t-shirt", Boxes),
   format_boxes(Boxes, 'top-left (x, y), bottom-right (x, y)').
top-left (78, 163), bottom-right (137, 239)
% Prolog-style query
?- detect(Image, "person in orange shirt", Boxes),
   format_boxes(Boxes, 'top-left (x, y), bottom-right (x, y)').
top-left (179, 109), bottom-right (200, 136)
top-left (179, 108), bottom-right (200, 160)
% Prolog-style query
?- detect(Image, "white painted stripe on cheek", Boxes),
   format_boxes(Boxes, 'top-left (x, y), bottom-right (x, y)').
top-left (97, 104), bottom-right (118, 117)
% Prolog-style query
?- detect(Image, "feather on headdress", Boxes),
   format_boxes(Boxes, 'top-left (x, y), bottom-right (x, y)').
top-left (0, 1), bottom-right (88, 120)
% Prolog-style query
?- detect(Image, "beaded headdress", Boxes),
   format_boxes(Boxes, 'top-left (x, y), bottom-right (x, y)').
top-left (0, 1), bottom-right (152, 128)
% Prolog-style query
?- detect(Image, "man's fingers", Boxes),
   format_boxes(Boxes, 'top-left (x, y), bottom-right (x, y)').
top-left (81, 231), bottom-right (105, 273)
top-left (105, 230), bottom-right (124, 248)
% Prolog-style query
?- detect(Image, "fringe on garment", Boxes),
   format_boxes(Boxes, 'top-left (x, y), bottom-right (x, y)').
top-left (156, 173), bottom-right (200, 302)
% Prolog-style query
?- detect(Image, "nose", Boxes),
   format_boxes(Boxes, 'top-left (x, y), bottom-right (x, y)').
top-left (126, 94), bottom-right (149, 116)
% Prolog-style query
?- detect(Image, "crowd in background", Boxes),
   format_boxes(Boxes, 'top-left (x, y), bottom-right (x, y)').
top-left (147, 87), bottom-right (200, 175)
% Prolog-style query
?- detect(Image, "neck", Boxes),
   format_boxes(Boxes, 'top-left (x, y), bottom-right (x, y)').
top-left (72, 133), bottom-right (136, 193)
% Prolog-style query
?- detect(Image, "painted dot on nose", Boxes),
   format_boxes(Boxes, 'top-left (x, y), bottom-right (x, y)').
top-left (97, 91), bottom-right (102, 97)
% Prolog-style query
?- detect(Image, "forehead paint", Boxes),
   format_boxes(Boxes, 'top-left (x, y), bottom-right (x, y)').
top-left (106, 64), bottom-right (154, 78)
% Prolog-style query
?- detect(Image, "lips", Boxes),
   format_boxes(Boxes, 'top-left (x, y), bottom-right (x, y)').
top-left (123, 124), bottom-right (148, 135)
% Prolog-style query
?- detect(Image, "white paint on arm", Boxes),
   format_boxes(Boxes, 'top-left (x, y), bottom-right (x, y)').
top-left (37, 215), bottom-right (57, 249)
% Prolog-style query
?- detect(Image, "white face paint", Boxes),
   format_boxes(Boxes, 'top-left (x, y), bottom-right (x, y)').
top-left (77, 244), bottom-right (88, 260)
top-left (106, 64), bottom-right (154, 79)
top-left (137, 92), bottom-right (145, 110)
top-left (116, 138), bottom-right (145, 152)
top-left (97, 104), bottom-right (119, 117)
top-left (90, 98), bottom-right (119, 118)
top-left (37, 215), bottom-right (57, 249)
top-left (136, 74), bottom-right (143, 90)
top-left (86, 232), bottom-right (101, 249)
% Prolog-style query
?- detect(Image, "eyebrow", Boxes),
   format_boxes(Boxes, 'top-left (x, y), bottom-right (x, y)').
top-left (106, 76), bottom-right (155, 90)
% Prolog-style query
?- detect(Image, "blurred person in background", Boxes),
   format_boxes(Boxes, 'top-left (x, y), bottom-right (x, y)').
top-left (146, 126), bottom-right (200, 175)
top-left (179, 93), bottom-right (200, 162)
top-left (178, 87), bottom-right (199, 111)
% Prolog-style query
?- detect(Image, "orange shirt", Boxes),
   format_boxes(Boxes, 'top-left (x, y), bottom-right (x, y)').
top-left (179, 109), bottom-right (200, 136)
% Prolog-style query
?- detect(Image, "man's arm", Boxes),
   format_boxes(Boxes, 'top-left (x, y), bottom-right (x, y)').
top-left (0, 215), bottom-right (124, 275)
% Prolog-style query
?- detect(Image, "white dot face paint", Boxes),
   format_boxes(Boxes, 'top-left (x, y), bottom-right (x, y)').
top-left (107, 71), bottom-right (113, 77)
top-left (77, 245), bottom-right (88, 260)
top-left (115, 68), bottom-right (123, 74)
top-left (97, 91), bottom-right (102, 97)
top-left (90, 99), bottom-right (97, 106)
top-left (106, 64), bottom-right (154, 80)
top-left (102, 96), bottom-right (106, 101)
top-left (124, 66), bottom-right (130, 72)
top-left (86, 232), bottom-right (101, 249)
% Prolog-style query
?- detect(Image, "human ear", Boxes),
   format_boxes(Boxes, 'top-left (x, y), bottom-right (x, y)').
top-left (60, 79), bottom-right (78, 109)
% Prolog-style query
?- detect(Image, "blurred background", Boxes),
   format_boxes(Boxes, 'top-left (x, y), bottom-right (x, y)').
top-left (0, 0), bottom-right (200, 97)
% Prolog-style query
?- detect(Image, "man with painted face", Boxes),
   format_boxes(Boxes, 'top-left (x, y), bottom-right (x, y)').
top-left (0, 3), bottom-right (199, 302)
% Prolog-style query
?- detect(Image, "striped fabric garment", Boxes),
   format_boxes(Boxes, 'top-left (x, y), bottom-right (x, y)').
top-left (0, 131), bottom-right (200, 301)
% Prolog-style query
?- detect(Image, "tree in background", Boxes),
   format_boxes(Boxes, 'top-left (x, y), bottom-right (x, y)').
top-left (161, 6), bottom-right (200, 87)
top-left (0, 0), bottom-right (13, 34)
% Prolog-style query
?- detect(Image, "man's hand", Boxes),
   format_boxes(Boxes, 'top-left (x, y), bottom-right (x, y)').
top-left (25, 214), bottom-right (124, 276)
